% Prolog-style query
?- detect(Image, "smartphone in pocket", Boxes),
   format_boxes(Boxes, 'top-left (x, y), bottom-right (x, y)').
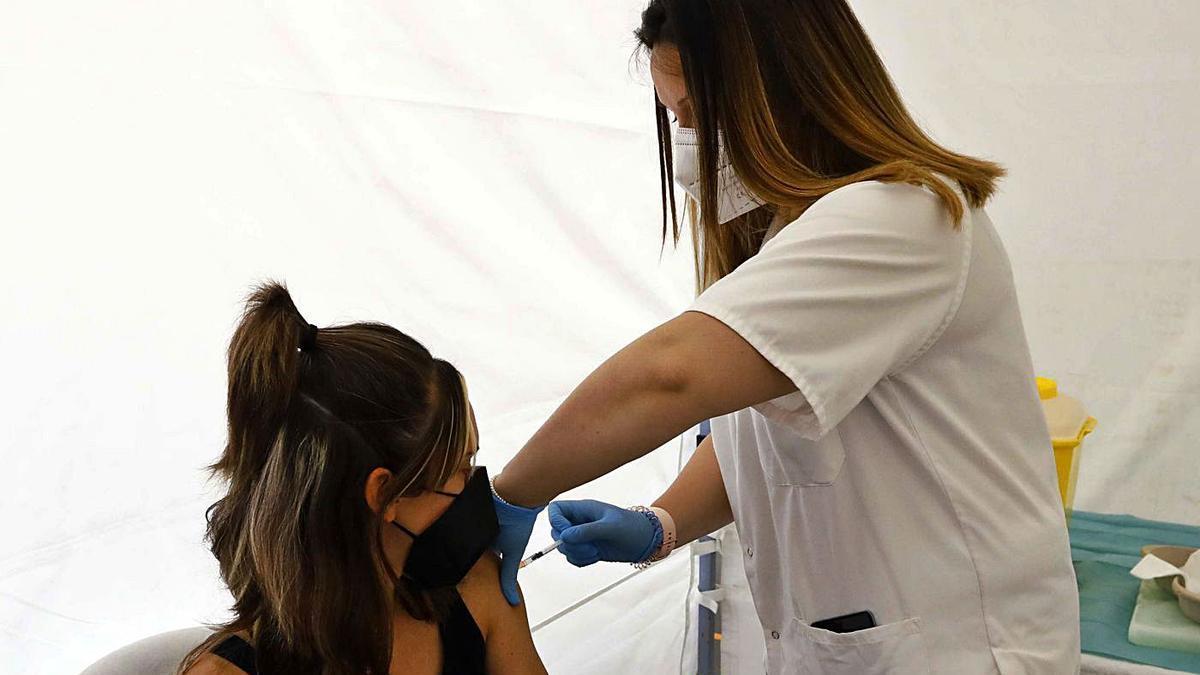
top-left (810, 610), bottom-right (877, 634)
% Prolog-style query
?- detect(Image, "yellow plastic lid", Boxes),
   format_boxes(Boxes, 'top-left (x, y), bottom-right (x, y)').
top-left (1037, 377), bottom-right (1058, 400)
top-left (1042, 393), bottom-right (1096, 448)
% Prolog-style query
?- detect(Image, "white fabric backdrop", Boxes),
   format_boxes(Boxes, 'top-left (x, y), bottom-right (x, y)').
top-left (1, 1), bottom-right (1197, 674)
top-left (849, 0), bottom-right (1200, 525)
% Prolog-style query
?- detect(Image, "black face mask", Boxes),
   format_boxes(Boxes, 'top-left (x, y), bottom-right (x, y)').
top-left (392, 466), bottom-right (499, 589)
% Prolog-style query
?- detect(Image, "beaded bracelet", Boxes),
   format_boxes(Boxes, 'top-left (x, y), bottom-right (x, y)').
top-left (489, 477), bottom-right (513, 505)
top-left (490, 477), bottom-right (544, 513)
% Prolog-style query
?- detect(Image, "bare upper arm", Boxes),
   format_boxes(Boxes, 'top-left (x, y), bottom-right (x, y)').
top-left (664, 310), bottom-right (796, 417)
top-left (459, 552), bottom-right (547, 675)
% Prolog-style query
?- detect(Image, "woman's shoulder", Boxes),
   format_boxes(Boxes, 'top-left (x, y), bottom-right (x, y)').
top-left (456, 550), bottom-right (546, 673)
top-left (456, 550), bottom-right (506, 636)
top-left (181, 632), bottom-right (254, 675)
top-left (181, 652), bottom-right (247, 675)
top-left (457, 549), bottom-right (540, 639)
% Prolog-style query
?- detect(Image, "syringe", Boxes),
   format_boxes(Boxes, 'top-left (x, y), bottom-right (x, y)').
top-left (519, 540), bottom-right (562, 568)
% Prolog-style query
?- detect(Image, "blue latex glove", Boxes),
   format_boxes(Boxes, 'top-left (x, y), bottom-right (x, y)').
top-left (491, 492), bottom-right (544, 606)
top-left (547, 499), bottom-right (662, 567)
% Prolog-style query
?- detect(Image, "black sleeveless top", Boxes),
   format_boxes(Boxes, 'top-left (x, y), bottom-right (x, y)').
top-left (211, 589), bottom-right (487, 674)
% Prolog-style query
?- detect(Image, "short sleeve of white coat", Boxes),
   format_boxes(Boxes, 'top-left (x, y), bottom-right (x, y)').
top-left (687, 180), bottom-right (972, 440)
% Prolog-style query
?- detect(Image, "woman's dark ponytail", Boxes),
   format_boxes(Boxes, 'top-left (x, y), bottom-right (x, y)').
top-left (216, 282), bottom-right (312, 479)
top-left (183, 280), bottom-right (478, 675)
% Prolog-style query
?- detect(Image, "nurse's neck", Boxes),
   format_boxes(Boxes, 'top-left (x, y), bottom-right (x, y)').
top-left (773, 203), bottom-right (806, 222)
top-left (764, 204), bottom-right (806, 244)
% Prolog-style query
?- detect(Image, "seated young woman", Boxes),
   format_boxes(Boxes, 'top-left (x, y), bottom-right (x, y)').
top-left (180, 282), bottom-right (546, 675)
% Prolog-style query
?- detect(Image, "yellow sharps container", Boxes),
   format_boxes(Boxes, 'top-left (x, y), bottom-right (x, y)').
top-left (1037, 377), bottom-right (1097, 519)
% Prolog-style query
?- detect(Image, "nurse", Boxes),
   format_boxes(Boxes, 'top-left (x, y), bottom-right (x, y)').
top-left (492, 0), bottom-right (1080, 672)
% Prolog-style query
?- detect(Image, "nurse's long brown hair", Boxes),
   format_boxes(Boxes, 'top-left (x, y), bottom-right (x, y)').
top-left (636, 0), bottom-right (1005, 291)
top-left (179, 282), bottom-right (474, 675)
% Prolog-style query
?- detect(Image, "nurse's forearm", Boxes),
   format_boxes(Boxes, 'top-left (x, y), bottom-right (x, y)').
top-left (494, 311), bottom-right (794, 507)
top-left (652, 434), bottom-right (733, 546)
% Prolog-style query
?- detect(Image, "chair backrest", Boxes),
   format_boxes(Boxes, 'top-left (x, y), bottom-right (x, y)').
top-left (81, 627), bottom-right (214, 675)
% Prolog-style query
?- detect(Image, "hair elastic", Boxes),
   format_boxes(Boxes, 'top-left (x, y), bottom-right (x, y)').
top-left (299, 323), bottom-right (319, 351)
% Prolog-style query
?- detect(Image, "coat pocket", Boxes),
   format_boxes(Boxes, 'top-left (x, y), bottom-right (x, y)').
top-left (787, 616), bottom-right (932, 675)
top-left (755, 417), bottom-right (845, 487)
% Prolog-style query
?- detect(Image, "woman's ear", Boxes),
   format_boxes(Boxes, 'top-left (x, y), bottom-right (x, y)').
top-left (363, 467), bottom-right (394, 515)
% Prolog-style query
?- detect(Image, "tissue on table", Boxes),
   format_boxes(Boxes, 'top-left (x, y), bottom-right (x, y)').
top-left (1132, 547), bottom-right (1200, 625)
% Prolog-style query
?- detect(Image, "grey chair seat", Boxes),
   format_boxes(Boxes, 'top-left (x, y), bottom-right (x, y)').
top-left (81, 627), bottom-right (214, 675)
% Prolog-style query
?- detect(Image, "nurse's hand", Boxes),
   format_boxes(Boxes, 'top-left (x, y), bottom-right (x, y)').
top-left (548, 500), bottom-right (662, 567)
top-left (492, 491), bottom-right (544, 606)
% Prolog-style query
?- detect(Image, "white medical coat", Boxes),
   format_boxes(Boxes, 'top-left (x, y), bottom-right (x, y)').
top-left (688, 177), bottom-right (1080, 674)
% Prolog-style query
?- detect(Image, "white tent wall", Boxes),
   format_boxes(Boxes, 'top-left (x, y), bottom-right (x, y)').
top-left (848, 1), bottom-right (1200, 525)
top-left (1, 1), bottom-right (1196, 674)
top-left (1, 2), bottom-right (698, 672)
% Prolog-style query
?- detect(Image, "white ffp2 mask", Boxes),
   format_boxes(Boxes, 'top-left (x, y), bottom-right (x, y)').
top-left (672, 127), bottom-right (764, 223)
